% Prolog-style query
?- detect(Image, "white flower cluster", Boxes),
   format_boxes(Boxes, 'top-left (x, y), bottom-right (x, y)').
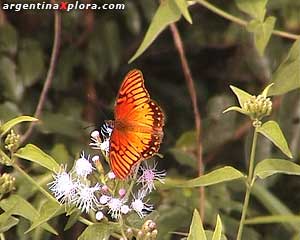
top-left (48, 123), bottom-right (166, 221)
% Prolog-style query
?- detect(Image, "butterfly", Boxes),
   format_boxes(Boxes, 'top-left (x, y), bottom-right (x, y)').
top-left (107, 69), bottom-right (165, 179)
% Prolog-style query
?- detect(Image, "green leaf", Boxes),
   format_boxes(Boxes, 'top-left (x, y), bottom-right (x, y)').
top-left (0, 23), bottom-right (18, 55)
top-left (18, 39), bottom-right (45, 87)
top-left (261, 83), bottom-right (274, 97)
top-left (235, 0), bottom-right (267, 21)
top-left (247, 16), bottom-right (276, 56)
top-left (0, 116), bottom-right (38, 137)
top-left (64, 210), bottom-right (81, 231)
top-left (26, 199), bottom-right (64, 233)
top-left (254, 158), bottom-right (300, 179)
top-left (269, 39), bottom-right (300, 95)
top-left (0, 215), bottom-right (19, 233)
top-left (187, 209), bottom-right (207, 240)
top-left (229, 85), bottom-right (252, 107)
top-left (246, 215), bottom-right (300, 224)
top-left (129, 0), bottom-right (181, 63)
top-left (257, 121), bottom-right (293, 158)
top-left (0, 56), bottom-right (23, 102)
top-left (0, 204), bottom-right (19, 233)
top-left (15, 144), bottom-right (60, 172)
top-left (212, 215), bottom-right (223, 240)
top-left (177, 167), bottom-right (245, 188)
top-left (0, 195), bottom-right (57, 235)
top-left (222, 106), bottom-right (248, 115)
top-left (78, 222), bottom-right (116, 240)
top-left (170, 148), bottom-right (197, 168)
top-left (174, 0), bottom-right (192, 24)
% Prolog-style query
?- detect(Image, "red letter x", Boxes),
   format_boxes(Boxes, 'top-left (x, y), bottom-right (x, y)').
top-left (60, 2), bottom-right (68, 10)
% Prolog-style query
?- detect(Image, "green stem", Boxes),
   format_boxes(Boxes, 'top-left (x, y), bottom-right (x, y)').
top-left (14, 164), bottom-right (54, 200)
top-left (0, 233), bottom-right (5, 240)
top-left (124, 162), bottom-right (141, 200)
top-left (195, 0), bottom-right (300, 40)
top-left (236, 128), bottom-right (258, 240)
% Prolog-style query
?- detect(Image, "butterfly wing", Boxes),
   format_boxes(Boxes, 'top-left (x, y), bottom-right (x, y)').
top-left (109, 69), bottom-right (164, 179)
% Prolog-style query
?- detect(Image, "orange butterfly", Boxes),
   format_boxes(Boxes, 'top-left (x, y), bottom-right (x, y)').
top-left (108, 69), bottom-right (165, 179)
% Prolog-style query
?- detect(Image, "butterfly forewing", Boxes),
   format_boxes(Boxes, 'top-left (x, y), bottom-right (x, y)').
top-left (109, 69), bottom-right (165, 179)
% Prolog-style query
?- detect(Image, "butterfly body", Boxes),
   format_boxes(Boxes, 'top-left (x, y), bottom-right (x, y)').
top-left (108, 69), bottom-right (164, 179)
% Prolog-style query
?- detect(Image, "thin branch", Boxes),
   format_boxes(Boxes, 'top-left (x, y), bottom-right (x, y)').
top-left (169, 23), bottom-right (205, 219)
top-left (20, 6), bottom-right (61, 144)
top-left (196, 0), bottom-right (300, 40)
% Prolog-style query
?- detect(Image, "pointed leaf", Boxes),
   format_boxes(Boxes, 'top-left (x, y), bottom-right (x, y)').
top-left (212, 215), bottom-right (223, 240)
top-left (26, 199), bottom-right (64, 233)
top-left (0, 116), bottom-right (38, 137)
top-left (177, 167), bottom-right (245, 188)
top-left (0, 195), bottom-right (57, 234)
top-left (129, 0), bottom-right (181, 63)
top-left (187, 209), bottom-right (207, 240)
top-left (174, 0), bottom-right (192, 24)
top-left (269, 39), bottom-right (300, 95)
top-left (223, 106), bottom-right (248, 115)
top-left (247, 16), bottom-right (276, 56)
top-left (235, 0), bottom-right (267, 21)
top-left (229, 85), bottom-right (252, 107)
top-left (254, 159), bottom-right (300, 179)
top-left (64, 210), bottom-right (81, 231)
top-left (246, 215), bottom-right (300, 224)
top-left (261, 83), bottom-right (274, 97)
top-left (78, 222), bottom-right (117, 240)
top-left (0, 215), bottom-right (19, 233)
top-left (0, 203), bottom-right (19, 232)
top-left (257, 121), bottom-right (293, 158)
top-left (15, 144), bottom-right (60, 172)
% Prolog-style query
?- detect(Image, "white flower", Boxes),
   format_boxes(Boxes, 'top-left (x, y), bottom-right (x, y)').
top-left (120, 204), bottom-right (131, 214)
top-left (74, 183), bottom-right (100, 213)
top-left (107, 171), bottom-right (115, 180)
top-left (131, 190), bottom-right (153, 218)
top-left (95, 211), bottom-right (104, 221)
top-left (107, 197), bottom-right (125, 219)
top-left (75, 152), bottom-right (94, 178)
top-left (137, 162), bottom-right (166, 193)
top-left (99, 195), bottom-right (111, 205)
top-left (48, 166), bottom-right (77, 204)
top-left (90, 123), bottom-right (112, 155)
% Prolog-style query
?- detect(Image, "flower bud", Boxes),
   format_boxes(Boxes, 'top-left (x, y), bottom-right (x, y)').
top-left (4, 130), bottom-right (20, 153)
top-left (151, 229), bottom-right (158, 239)
top-left (242, 94), bottom-right (272, 120)
top-left (0, 173), bottom-right (15, 195)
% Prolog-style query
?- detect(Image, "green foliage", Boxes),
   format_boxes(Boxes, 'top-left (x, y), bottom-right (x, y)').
top-left (269, 39), bottom-right (300, 95)
top-left (0, 0), bottom-right (299, 238)
top-left (15, 144), bottom-right (60, 172)
top-left (187, 210), bottom-right (206, 240)
top-left (0, 116), bottom-right (37, 137)
top-left (235, 0), bottom-right (268, 21)
top-left (247, 16), bottom-right (276, 56)
top-left (0, 195), bottom-right (57, 235)
top-left (254, 158), bottom-right (300, 179)
top-left (257, 120), bottom-right (293, 158)
top-left (129, 0), bottom-right (182, 62)
top-left (175, 167), bottom-right (245, 188)
top-left (78, 222), bottom-right (116, 240)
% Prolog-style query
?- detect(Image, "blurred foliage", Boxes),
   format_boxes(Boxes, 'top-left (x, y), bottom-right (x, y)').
top-left (0, 0), bottom-right (300, 239)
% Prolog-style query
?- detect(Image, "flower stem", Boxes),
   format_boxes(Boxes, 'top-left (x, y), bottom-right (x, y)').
top-left (195, 0), bottom-right (300, 40)
top-left (0, 233), bottom-right (5, 240)
top-left (236, 128), bottom-right (258, 240)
